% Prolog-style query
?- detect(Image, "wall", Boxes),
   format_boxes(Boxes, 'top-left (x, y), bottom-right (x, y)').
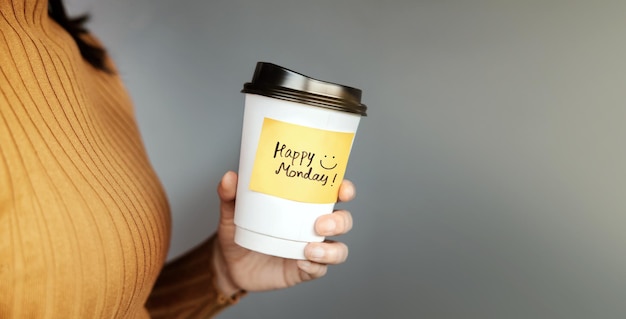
top-left (68, 0), bottom-right (626, 318)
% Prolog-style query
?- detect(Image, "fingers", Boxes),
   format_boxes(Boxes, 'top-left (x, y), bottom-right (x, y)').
top-left (217, 171), bottom-right (238, 220)
top-left (217, 171), bottom-right (238, 202)
top-left (338, 179), bottom-right (356, 202)
top-left (304, 182), bottom-right (354, 273)
top-left (304, 240), bottom-right (349, 265)
top-left (296, 240), bottom-right (348, 281)
top-left (296, 260), bottom-right (328, 280)
top-left (315, 210), bottom-right (353, 237)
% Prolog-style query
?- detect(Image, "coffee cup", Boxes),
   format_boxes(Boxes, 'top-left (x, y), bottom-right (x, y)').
top-left (234, 62), bottom-right (367, 259)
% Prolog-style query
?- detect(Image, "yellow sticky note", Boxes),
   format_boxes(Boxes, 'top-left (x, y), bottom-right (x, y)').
top-left (250, 118), bottom-right (355, 203)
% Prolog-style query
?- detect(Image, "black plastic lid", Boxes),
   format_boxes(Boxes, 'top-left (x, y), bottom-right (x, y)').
top-left (241, 62), bottom-right (367, 116)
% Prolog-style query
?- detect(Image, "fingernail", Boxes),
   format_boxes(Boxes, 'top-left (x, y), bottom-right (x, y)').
top-left (321, 219), bottom-right (336, 234)
top-left (309, 246), bottom-right (325, 259)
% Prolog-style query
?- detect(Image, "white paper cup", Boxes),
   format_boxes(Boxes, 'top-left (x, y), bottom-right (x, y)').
top-left (234, 62), bottom-right (367, 259)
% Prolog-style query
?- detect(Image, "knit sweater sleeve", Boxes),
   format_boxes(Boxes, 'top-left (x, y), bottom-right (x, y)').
top-left (145, 235), bottom-right (246, 318)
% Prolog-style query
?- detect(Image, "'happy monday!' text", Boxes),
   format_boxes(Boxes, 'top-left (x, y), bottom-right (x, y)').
top-left (272, 141), bottom-right (337, 187)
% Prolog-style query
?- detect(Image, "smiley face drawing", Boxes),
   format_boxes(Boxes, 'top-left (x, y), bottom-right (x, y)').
top-left (320, 155), bottom-right (338, 170)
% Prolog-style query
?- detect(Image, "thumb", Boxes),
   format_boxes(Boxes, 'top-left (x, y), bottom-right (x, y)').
top-left (218, 171), bottom-right (238, 221)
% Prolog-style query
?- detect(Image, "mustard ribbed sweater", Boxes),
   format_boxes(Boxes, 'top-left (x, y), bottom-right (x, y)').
top-left (0, 1), bottom-right (234, 318)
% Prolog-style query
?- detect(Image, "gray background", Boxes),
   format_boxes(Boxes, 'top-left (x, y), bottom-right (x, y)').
top-left (68, 0), bottom-right (626, 318)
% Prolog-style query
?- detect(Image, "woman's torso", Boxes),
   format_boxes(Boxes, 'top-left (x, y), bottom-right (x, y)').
top-left (0, 1), bottom-right (171, 317)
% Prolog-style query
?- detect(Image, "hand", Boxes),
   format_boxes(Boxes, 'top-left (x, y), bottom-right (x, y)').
top-left (212, 171), bottom-right (355, 295)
